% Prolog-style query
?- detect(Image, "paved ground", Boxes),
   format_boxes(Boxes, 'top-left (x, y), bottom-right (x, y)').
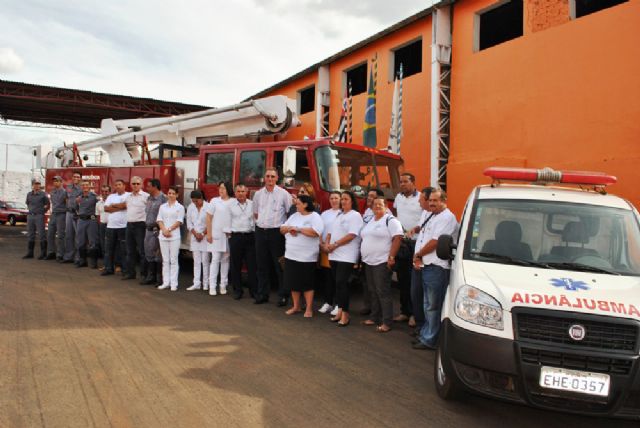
top-left (0, 224), bottom-right (635, 428)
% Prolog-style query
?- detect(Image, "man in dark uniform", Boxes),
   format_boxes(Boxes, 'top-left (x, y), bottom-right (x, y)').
top-left (75, 181), bottom-right (99, 268)
top-left (46, 175), bottom-right (67, 261)
top-left (63, 171), bottom-right (82, 263)
top-left (140, 179), bottom-right (166, 285)
top-left (24, 178), bottom-right (49, 259)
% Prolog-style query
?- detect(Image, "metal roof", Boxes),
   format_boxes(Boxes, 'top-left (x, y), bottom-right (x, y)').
top-left (0, 79), bottom-right (211, 128)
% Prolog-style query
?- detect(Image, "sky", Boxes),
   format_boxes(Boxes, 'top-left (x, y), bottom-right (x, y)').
top-left (0, 0), bottom-right (429, 172)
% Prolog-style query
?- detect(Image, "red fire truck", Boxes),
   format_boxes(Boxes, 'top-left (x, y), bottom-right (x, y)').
top-left (41, 96), bottom-right (404, 249)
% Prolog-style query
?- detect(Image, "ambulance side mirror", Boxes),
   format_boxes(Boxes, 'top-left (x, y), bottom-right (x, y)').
top-left (283, 147), bottom-right (297, 177)
top-left (436, 234), bottom-right (456, 260)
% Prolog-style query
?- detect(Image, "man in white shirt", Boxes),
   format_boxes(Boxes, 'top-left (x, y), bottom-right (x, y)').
top-left (228, 183), bottom-right (257, 300)
top-left (393, 173), bottom-right (426, 325)
top-left (101, 179), bottom-right (129, 276)
top-left (121, 176), bottom-right (149, 280)
top-left (252, 167), bottom-right (293, 306)
top-left (411, 189), bottom-right (458, 350)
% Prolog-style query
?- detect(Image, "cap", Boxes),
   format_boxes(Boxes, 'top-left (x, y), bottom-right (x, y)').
top-left (53, 175), bottom-right (63, 181)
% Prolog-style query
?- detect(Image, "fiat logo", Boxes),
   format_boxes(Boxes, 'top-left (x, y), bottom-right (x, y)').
top-left (568, 324), bottom-right (586, 341)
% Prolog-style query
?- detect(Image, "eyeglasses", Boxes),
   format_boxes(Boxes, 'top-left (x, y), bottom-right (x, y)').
top-left (132, 182), bottom-right (141, 185)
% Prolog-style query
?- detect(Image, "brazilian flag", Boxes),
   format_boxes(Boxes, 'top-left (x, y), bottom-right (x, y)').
top-left (363, 65), bottom-right (376, 148)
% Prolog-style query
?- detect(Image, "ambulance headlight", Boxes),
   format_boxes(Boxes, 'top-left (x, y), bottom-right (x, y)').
top-left (454, 285), bottom-right (503, 330)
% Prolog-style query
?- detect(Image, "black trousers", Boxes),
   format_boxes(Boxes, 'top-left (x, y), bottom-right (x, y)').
top-left (104, 227), bottom-right (126, 273)
top-left (331, 260), bottom-right (355, 312)
top-left (254, 226), bottom-right (286, 301)
top-left (396, 239), bottom-right (416, 316)
top-left (126, 221), bottom-right (147, 277)
top-left (229, 232), bottom-right (257, 297)
top-left (319, 266), bottom-right (335, 305)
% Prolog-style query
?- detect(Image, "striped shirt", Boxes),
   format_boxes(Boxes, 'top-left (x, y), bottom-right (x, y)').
top-left (253, 185), bottom-right (292, 229)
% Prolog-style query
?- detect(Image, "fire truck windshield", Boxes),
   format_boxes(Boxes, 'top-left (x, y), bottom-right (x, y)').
top-left (315, 146), bottom-right (401, 198)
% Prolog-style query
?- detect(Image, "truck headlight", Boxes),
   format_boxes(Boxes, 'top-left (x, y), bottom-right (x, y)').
top-left (454, 285), bottom-right (503, 330)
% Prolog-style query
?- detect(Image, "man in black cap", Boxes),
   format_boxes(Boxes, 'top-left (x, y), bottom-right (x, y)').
top-left (46, 175), bottom-right (67, 261)
top-left (24, 178), bottom-right (49, 259)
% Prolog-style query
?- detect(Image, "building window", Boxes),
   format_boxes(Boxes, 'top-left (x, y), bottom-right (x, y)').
top-left (298, 85), bottom-right (315, 115)
top-left (572, 0), bottom-right (627, 18)
top-left (239, 150), bottom-right (265, 187)
top-left (392, 39), bottom-right (422, 79)
top-left (477, 0), bottom-right (523, 51)
top-left (344, 62), bottom-right (367, 96)
top-left (205, 152), bottom-right (234, 184)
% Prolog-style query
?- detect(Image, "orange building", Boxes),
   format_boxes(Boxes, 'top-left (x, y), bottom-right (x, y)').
top-left (252, 0), bottom-right (640, 215)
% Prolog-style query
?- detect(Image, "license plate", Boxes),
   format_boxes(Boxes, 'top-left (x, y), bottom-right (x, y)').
top-left (539, 366), bottom-right (610, 397)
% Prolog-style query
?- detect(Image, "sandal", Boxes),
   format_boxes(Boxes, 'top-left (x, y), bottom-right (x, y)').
top-left (303, 312), bottom-right (313, 318)
top-left (285, 308), bottom-right (302, 315)
top-left (361, 319), bottom-right (376, 326)
top-left (330, 316), bottom-right (341, 322)
top-left (376, 325), bottom-right (392, 333)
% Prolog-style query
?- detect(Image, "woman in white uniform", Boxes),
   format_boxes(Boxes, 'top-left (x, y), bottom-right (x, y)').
top-left (206, 181), bottom-right (234, 296)
top-left (281, 195), bottom-right (324, 317)
top-left (318, 191), bottom-right (341, 315)
top-left (156, 186), bottom-right (185, 291)
top-left (186, 190), bottom-right (210, 291)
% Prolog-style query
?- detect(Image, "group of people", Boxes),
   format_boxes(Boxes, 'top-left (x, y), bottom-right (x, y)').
top-left (23, 168), bottom-right (458, 350)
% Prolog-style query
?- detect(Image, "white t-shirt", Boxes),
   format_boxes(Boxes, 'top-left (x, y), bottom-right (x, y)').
top-left (105, 192), bottom-right (129, 229)
top-left (363, 207), bottom-right (391, 224)
top-left (96, 199), bottom-right (109, 224)
top-left (393, 191), bottom-right (423, 237)
top-left (328, 210), bottom-right (363, 264)
top-left (283, 212), bottom-right (324, 263)
top-left (157, 201), bottom-right (185, 242)
top-left (320, 208), bottom-right (340, 241)
top-left (360, 214), bottom-right (404, 266)
top-left (415, 208), bottom-right (458, 269)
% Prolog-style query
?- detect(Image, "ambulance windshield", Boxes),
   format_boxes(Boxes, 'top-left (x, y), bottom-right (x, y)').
top-left (464, 199), bottom-right (640, 276)
top-left (315, 146), bottom-right (401, 198)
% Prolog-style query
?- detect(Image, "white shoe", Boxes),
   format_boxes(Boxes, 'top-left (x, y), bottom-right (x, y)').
top-left (170, 287), bottom-right (178, 292)
top-left (209, 288), bottom-right (217, 296)
top-left (157, 284), bottom-right (170, 290)
top-left (203, 285), bottom-right (209, 291)
top-left (220, 286), bottom-right (227, 295)
top-left (186, 284), bottom-right (201, 291)
top-left (318, 303), bottom-right (332, 313)
top-left (330, 306), bottom-right (340, 316)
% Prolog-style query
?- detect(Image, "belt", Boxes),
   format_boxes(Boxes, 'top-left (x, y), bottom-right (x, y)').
top-left (79, 215), bottom-right (96, 220)
top-left (255, 226), bottom-right (280, 231)
top-left (67, 208), bottom-right (76, 212)
top-left (231, 231), bottom-right (254, 235)
top-left (146, 225), bottom-right (159, 231)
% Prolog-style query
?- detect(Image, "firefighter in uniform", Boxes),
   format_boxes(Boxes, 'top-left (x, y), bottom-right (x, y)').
top-left (140, 179), bottom-right (167, 285)
top-left (75, 181), bottom-right (99, 268)
top-left (63, 171), bottom-right (82, 263)
top-left (46, 175), bottom-right (67, 261)
top-left (23, 178), bottom-right (49, 259)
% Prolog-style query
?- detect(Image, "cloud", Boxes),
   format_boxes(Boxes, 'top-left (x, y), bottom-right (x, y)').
top-left (0, 47), bottom-right (24, 73)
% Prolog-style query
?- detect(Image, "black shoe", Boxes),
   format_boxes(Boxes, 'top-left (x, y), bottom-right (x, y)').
top-left (62, 259), bottom-right (74, 264)
top-left (22, 254), bottom-right (34, 259)
top-left (121, 274), bottom-right (136, 281)
top-left (76, 261), bottom-right (87, 268)
top-left (56, 256), bottom-right (63, 262)
top-left (277, 297), bottom-right (288, 307)
top-left (233, 294), bottom-right (243, 300)
top-left (254, 298), bottom-right (268, 305)
top-left (100, 271), bottom-right (114, 276)
top-left (412, 342), bottom-right (436, 351)
top-left (45, 254), bottom-right (56, 260)
top-left (359, 308), bottom-right (371, 316)
top-left (37, 254), bottom-right (47, 260)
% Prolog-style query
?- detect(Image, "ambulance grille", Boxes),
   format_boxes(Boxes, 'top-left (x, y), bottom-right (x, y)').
top-left (514, 310), bottom-right (638, 353)
top-left (520, 347), bottom-right (633, 375)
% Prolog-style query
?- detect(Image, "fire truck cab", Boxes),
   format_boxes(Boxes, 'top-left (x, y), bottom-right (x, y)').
top-left (434, 167), bottom-right (640, 419)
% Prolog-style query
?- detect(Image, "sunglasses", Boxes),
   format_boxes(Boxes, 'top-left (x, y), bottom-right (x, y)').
top-left (132, 182), bottom-right (142, 185)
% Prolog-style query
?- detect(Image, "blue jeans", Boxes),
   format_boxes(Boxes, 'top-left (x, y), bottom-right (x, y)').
top-left (418, 265), bottom-right (450, 347)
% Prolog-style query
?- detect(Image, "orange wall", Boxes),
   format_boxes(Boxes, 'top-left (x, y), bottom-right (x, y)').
top-left (448, 0), bottom-right (640, 214)
top-left (263, 16), bottom-right (434, 189)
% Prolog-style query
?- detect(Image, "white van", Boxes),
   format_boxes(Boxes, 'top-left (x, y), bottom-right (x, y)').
top-left (434, 167), bottom-right (640, 419)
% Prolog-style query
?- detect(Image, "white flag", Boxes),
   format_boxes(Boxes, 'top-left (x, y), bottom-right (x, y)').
top-left (387, 77), bottom-right (400, 154)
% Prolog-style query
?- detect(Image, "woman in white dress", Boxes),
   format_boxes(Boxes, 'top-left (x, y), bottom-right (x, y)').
top-left (206, 181), bottom-right (234, 296)
top-left (186, 190), bottom-right (210, 291)
top-left (156, 186), bottom-right (185, 291)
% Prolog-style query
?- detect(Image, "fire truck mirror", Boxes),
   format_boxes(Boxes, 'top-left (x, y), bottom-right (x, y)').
top-left (283, 147), bottom-right (297, 177)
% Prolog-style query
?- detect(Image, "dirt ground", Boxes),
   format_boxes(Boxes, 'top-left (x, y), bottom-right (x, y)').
top-left (0, 225), bottom-right (635, 428)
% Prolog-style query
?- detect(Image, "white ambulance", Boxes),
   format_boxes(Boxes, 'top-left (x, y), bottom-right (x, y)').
top-left (434, 167), bottom-right (640, 419)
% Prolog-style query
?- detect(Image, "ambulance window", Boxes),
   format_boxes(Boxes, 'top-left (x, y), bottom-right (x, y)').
top-left (274, 149), bottom-right (310, 188)
top-left (205, 152), bottom-right (234, 184)
top-left (239, 151), bottom-right (266, 187)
